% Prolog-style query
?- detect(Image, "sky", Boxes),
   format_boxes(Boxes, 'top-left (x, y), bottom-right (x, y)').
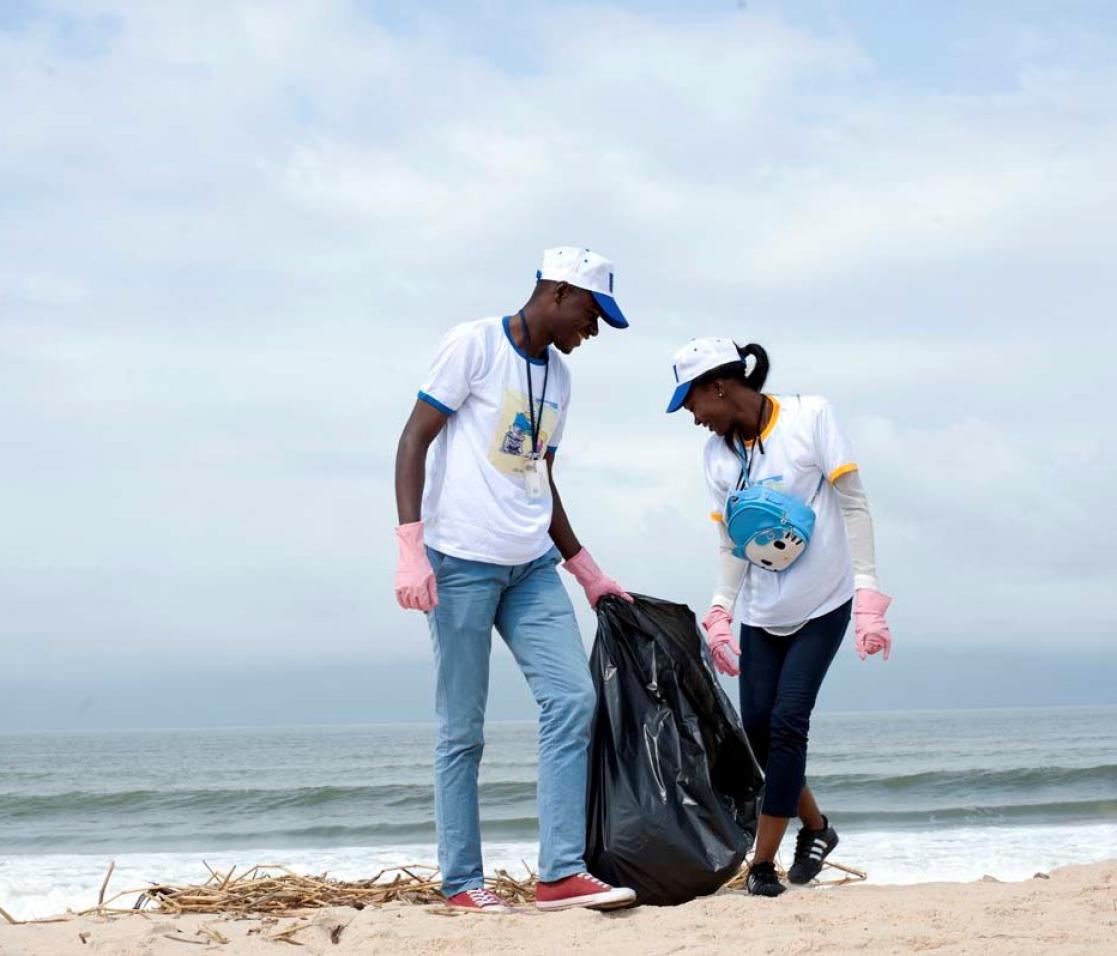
top-left (2, 1), bottom-right (1116, 730)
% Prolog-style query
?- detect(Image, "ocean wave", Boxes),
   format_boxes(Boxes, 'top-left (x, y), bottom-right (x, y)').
top-left (830, 798), bottom-right (1117, 828)
top-left (4, 765), bottom-right (1114, 820)
top-left (1, 817), bottom-right (541, 852)
top-left (3, 763), bottom-right (1115, 854)
top-left (0, 780), bottom-right (537, 818)
top-left (812, 764), bottom-right (1117, 794)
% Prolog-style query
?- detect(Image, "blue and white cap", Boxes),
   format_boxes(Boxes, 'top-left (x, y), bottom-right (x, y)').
top-left (666, 337), bottom-right (742, 413)
top-left (537, 247), bottom-right (628, 329)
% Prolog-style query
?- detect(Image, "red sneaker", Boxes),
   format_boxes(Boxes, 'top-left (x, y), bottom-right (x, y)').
top-left (535, 873), bottom-right (637, 912)
top-left (444, 888), bottom-right (515, 914)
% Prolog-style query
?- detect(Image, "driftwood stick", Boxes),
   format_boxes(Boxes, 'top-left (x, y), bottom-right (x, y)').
top-left (218, 866), bottom-right (237, 891)
top-left (98, 861), bottom-right (116, 907)
top-left (822, 859), bottom-right (868, 879)
top-left (53, 854), bottom-right (869, 918)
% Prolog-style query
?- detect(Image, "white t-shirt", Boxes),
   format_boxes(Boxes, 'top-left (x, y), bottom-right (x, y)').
top-left (704, 395), bottom-right (858, 629)
top-left (418, 316), bottom-right (570, 566)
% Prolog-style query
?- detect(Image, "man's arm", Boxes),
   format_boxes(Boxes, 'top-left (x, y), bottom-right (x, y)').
top-left (545, 450), bottom-right (582, 560)
top-left (393, 400), bottom-right (449, 612)
top-left (395, 400), bottom-right (449, 523)
top-left (546, 451), bottom-right (632, 607)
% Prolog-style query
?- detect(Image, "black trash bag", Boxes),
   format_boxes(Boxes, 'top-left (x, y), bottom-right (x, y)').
top-left (585, 594), bottom-right (764, 907)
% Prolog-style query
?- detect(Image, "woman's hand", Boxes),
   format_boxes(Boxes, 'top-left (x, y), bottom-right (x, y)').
top-left (702, 606), bottom-right (741, 677)
top-left (853, 588), bottom-right (892, 661)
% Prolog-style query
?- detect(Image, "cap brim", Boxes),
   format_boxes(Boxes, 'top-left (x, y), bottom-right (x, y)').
top-left (666, 381), bottom-right (692, 413)
top-left (591, 291), bottom-right (628, 329)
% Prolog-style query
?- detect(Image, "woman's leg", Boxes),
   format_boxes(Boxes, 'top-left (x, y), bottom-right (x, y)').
top-left (752, 785), bottom-right (825, 868)
top-left (752, 813), bottom-right (791, 864)
top-left (797, 785), bottom-right (825, 831)
top-left (738, 623), bottom-right (790, 864)
top-left (763, 601), bottom-right (851, 834)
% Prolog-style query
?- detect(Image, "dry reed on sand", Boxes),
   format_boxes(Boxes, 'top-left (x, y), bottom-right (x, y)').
top-left (63, 856), bottom-right (865, 920)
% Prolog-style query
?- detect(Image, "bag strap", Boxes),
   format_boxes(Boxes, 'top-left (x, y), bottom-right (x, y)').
top-left (733, 396), bottom-right (770, 491)
top-left (734, 438), bottom-right (751, 491)
top-left (806, 474), bottom-right (825, 508)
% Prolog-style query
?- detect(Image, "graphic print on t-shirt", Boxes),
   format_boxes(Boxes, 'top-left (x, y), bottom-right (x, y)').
top-left (488, 389), bottom-right (560, 476)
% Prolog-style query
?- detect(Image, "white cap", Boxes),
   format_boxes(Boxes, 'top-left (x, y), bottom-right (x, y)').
top-left (536, 246), bottom-right (628, 329)
top-left (666, 337), bottom-right (742, 413)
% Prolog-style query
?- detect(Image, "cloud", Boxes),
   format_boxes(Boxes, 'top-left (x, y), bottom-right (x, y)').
top-left (1, 0), bottom-right (1116, 700)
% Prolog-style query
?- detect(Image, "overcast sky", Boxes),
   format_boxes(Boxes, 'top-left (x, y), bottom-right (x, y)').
top-left (2, 1), bottom-right (1115, 729)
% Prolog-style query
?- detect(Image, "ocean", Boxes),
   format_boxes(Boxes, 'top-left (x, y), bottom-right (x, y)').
top-left (2, 706), bottom-right (1115, 920)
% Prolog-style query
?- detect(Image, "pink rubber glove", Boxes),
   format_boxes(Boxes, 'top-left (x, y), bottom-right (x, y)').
top-left (562, 548), bottom-right (633, 609)
top-left (854, 588), bottom-right (892, 661)
top-left (394, 522), bottom-right (438, 612)
top-left (701, 606), bottom-right (741, 677)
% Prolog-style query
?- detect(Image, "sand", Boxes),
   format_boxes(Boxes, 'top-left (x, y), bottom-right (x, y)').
top-left (2, 861), bottom-right (1114, 955)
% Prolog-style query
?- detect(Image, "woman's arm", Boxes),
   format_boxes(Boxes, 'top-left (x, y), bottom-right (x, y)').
top-left (704, 521), bottom-right (747, 675)
top-left (711, 520), bottom-right (748, 611)
top-left (832, 470), bottom-right (879, 591)
top-left (834, 469), bottom-right (892, 661)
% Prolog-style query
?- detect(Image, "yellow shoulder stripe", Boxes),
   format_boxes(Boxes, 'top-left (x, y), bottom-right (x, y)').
top-left (829, 463), bottom-right (859, 484)
top-left (739, 395), bottom-right (781, 447)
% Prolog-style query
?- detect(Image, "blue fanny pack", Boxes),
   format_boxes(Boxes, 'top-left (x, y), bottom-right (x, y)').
top-left (724, 435), bottom-right (818, 572)
top-left (725, 485), bottom-right (816, 571)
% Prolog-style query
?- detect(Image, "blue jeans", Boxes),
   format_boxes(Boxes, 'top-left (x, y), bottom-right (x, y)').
top-left (738, 600), bottom-right (851, 818)
top-left (426, 546), bottom-right (595, 896)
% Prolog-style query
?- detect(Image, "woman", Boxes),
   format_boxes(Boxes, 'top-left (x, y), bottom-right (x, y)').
top-left (665, 337), bottom-right (893, 897)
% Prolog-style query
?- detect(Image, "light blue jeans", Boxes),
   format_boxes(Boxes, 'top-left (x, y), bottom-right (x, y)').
top-left (426, 546), bottom-right (595, 897)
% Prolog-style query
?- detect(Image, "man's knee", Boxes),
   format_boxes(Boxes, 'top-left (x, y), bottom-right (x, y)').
top-left (437, 719), bottom-right (485, 763)
top-left (542, 677), bottom-right (596, 734)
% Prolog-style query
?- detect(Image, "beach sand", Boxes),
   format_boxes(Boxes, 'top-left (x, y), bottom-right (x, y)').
top-left (2, 860), bottom-right (1114, 955)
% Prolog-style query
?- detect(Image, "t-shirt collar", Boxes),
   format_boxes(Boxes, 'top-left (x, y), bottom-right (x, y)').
top-left (502, 315), bottom-right (549, 366)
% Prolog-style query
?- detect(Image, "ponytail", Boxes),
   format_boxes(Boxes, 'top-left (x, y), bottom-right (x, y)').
top-left (738, 343), bottom-right (770, 393)
top-left (692, 341), bottom-right (772, 394)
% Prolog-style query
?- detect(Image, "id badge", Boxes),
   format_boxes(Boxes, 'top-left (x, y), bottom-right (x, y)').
top-left (524, 456), bottom-right (547, 499)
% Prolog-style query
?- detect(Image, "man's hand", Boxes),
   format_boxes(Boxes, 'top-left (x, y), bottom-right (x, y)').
top-left (395, 522), bottom-right (438, 612)
top-left (562, 548), bottom-right (633, 609)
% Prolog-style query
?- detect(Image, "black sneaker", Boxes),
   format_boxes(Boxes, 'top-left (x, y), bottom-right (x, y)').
top-left (746, 860), bottom-right (786, 897)
top-left (788, 815), bottom-right (839, 885)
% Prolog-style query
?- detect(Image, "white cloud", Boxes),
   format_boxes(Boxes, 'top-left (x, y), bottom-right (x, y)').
top-left (2, 0), bottom-right (1116, 685)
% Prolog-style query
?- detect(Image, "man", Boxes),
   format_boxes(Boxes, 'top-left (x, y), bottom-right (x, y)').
top-left (394, 247), bottom-right (638, 913)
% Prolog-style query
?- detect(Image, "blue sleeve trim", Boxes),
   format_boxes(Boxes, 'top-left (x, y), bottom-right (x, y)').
top-left (418, 390), bottom-right (454, 416)
top-left (546, 445), bottom-right (558, 456)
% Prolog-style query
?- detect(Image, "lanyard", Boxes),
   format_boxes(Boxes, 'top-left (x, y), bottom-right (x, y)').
top-left (520, 310), bottom-right (549, 458)
top-left (735, 395), bottom-right (768, 490)
top-left (735, 439), bottom-right (752, 491)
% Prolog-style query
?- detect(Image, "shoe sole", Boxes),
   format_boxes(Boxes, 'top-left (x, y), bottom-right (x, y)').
top-left (443, 905), bottom-right (516, 915)
top-left (536, 890), bottom-right (637, 912)
top-left (788, 832), bottom-right (839, 885)
top-left (747, 886), bottom-right (786, 898)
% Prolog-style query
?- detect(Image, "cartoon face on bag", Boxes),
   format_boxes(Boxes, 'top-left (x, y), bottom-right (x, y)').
top-left (744, 527), bottom-right (808, 570)
top-left (725, 476), bottom-right (817, 573)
